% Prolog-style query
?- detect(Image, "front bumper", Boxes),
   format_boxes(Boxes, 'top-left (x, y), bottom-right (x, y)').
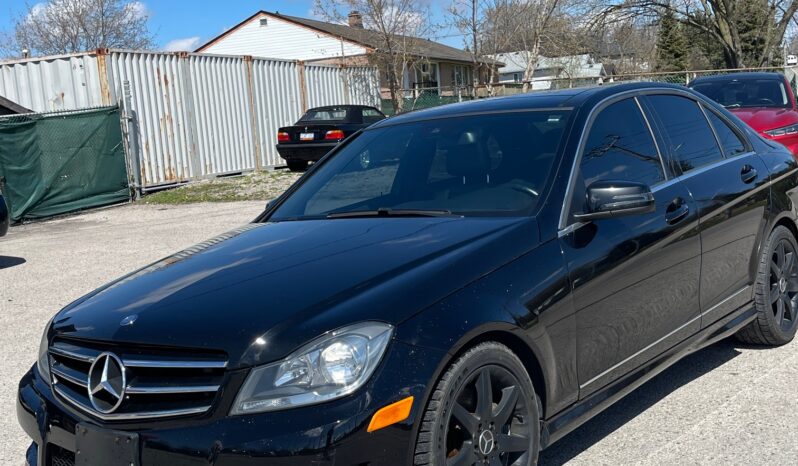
top-left (18, 340), bottom-right (445, 466)
top-left (275, 143), bottom-right (338, 162)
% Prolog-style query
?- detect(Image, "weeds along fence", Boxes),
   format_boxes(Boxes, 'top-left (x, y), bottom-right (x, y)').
top-left (0, 49), bottom-right (380, 190)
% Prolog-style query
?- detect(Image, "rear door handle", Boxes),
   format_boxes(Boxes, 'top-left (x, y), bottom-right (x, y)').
top-left (741, 165), bottom-right (758, 184)
top-left (665, 198), bottom-right (689, 225)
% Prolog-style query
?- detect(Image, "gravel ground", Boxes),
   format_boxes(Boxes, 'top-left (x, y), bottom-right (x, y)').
top-left (1, 202), bottom-right (797, 465)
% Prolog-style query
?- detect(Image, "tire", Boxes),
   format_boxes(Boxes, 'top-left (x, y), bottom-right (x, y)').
top-left (736, 225), bottom-right (798, 345)
top-left (286, 160), bottom-right (308, 172)
top-left (414, 342), bottom-right (540, 466)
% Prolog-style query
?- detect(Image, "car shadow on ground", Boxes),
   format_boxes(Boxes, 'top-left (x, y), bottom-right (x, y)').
top-left (539, 338), bottom-right (742, 465)
top-left (0, 256), bottom-right (26, 270)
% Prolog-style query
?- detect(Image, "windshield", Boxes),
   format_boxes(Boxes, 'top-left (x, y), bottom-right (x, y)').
top-left (691, 78), bottom-right (790, 108)
top-left (300, 107), bottom-right (349, 122)
top-left (270, 110), bottom-right (572, 220)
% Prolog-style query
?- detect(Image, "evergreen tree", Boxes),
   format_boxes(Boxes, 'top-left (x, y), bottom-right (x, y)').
top-left (656, 9), bottom-right (688, 71)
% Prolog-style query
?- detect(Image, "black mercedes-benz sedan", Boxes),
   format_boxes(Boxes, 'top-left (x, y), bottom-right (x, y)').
top-left (276, 105), bottom-right (386, 172)
top-left (19, 83), bottom-right (798, 466)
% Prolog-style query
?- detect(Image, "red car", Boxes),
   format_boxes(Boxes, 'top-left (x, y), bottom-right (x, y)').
top-left (689, 72), bottom-right (798, 155)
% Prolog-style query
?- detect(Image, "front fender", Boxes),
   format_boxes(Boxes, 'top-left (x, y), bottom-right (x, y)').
top-left (395, 239), bottom-right (577, 426)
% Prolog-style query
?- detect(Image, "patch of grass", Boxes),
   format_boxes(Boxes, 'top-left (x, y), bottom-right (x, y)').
top-left (141, 170), bottom-right (302, 205)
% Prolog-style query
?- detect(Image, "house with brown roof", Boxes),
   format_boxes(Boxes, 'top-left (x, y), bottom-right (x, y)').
top-left (196, 10), bottom-right (500, 97)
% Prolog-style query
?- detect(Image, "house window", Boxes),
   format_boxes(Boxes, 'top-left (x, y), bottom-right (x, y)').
top-left (513, 73), bottom-right (521, 83)
top-left (415, 62), bottom-right (438, 88)
top-left (451, 65), bottom-right (472, 86)
top-left (259, 18), bottom-right (268, 27)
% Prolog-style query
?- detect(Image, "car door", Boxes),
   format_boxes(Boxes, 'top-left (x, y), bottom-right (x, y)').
top-left (642, 94), bottom-right (769, 326)
top-left (559, 96), bottom-right (702, 398)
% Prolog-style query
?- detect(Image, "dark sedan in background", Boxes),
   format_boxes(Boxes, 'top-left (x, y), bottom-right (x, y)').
top-left (690, 72), bottom-right (798, 155)
top-left (276, 105), bottom-right (386, 171)
top-left (19, 83), bottom-right (798, 465)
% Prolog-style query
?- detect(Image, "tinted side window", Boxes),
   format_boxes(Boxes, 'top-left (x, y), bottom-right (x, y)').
top-left (704, 107), bottom-right (748, 157)
top-left (579, 98), bottom-right (664, 187)
top-left (646, 95), bottom-right (722, 173)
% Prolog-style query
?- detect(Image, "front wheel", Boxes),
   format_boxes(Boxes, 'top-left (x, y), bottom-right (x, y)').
top-left (414, 342), bottom-right (540, 466)
top-left (736, 225), bottom-right (798, 345)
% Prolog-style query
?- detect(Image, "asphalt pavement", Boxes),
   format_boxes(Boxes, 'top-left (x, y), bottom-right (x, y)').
top-left (1, 201), bottom-right (795, 465)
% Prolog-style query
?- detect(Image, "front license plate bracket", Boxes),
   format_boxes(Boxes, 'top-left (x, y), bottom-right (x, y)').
top-left (75, 423), bottom-right (139, 466)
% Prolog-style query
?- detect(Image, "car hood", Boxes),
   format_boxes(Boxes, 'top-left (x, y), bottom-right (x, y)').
top-left (53, 217), bottom-right (538, 368)
top-left (728, 107), bottom-right (798, 132)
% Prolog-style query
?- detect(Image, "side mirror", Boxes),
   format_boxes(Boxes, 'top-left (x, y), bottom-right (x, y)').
top-left (573, 180), bottom-right (655, 221)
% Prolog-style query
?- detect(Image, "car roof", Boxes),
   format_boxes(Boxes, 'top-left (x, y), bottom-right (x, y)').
top-left (689, 72), bottom-right (785, 85)
top-left (305, 105), bottom-right (377, 111)
top-left (370, 81), bottom-right (689, 129)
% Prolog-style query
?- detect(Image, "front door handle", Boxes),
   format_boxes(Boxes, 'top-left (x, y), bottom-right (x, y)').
top-left (665, 198), bottom-right (689, 225)
top-left (741, 165), bottom-right (758, 184)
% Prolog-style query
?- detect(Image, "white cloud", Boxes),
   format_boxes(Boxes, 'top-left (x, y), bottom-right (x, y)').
top-left (163, 36), bottom-right (201, 52)
top-left (27, 0), bottom-right (150, 21)
top-left (125, 1), bottom-right (149, 20)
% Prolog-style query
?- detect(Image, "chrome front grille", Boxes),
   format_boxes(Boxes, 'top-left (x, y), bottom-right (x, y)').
top-left (48, 339), bottom-right (227, 421)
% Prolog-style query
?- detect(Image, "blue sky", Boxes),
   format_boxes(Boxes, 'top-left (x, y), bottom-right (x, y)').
top-left (0, 0), bottom-right (460, 53)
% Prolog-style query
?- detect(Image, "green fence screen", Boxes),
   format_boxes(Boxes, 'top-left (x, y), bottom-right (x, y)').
top-left (0, 106), bottom-right (130, 222)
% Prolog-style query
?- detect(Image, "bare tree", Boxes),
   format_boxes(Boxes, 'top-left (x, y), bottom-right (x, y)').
top-left (446, 0), bottom-right (522, 91)
top-left (502, 0), bottom-right (563, 92)
top-left (599, 0), bottom-right (798, 68)
top-left (9, 0), bottom-right (154, 58)
top-left (315, 0), bottom-right (435, 113)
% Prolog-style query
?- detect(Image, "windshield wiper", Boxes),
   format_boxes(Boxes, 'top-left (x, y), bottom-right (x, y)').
top-left (326, 207), bottom-right (453, 219)
top-left (724, 103), bottom-right (741, 109)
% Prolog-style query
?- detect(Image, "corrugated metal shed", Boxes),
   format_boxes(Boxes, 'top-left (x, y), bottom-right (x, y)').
top-left (0, 49), bottom-right (381, 188)
top-left (0, 52), bottom-right (109, 112)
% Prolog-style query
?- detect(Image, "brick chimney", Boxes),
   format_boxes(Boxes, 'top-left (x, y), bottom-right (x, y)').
top-left (348, 11), bottom-right (364, 28)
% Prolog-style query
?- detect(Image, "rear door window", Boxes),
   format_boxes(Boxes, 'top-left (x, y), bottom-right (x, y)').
top-left (703, 107), bottom-right (749, 157)
top-left (645, 95), bottom-right (723, 173)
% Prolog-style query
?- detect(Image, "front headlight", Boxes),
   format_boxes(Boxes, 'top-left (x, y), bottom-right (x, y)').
top-left (36, 322), bottom-right (51, 383)
top-left (231, 321), bottom-right (393, 415)
top-left (765, 123), bottom-right (798, 137)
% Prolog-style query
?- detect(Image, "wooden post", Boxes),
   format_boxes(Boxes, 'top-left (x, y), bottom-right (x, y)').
top-left (297, 61), bottom-right (309, 112)
top-left (243, 56), bottom-right (262, 171)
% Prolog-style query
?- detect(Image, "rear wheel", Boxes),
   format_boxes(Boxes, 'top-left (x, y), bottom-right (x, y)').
top-left (286, 160), bottom-right (308, 172)
top-left (414, 342), bottom-right (540, 466)
top-left (736, 225), bottom-right (798, 345)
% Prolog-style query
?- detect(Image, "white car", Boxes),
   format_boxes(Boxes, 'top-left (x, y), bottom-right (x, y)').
top-left (787, 54), bottom-right (797, 66)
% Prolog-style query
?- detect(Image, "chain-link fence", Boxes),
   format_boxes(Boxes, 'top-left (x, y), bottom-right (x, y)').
top-left (382, 66), bottom-right (798, 115)
top-left (381, 86), bottom-right (475, 115)
top-left (0, 106), bottom-right (130, 221)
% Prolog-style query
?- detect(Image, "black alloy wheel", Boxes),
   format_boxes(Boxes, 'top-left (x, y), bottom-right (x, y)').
top-left (414, 342), bottom-right (540, 466)
top-left (737, 226), bottom-right (798, 345)
top-left (446, 366), bottom-right (533, 465)
top-left (768, 237), bottom-right (798, 332)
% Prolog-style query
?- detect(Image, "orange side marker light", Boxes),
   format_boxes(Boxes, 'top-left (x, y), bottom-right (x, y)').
top-left (367, 396), bottom-right (414, 433)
